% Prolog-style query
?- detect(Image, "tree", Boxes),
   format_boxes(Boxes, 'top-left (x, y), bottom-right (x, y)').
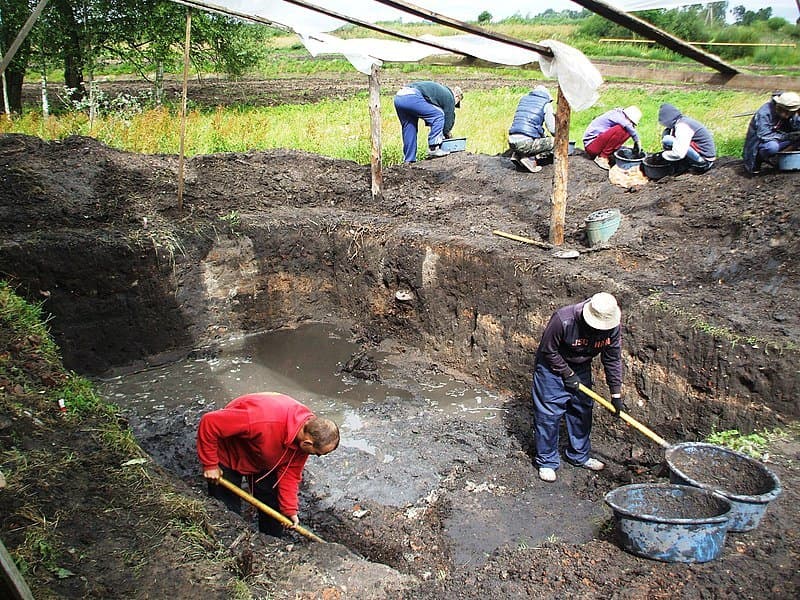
top-left (0, 0), bottom-right (37, 113)
top-left (477, 11), bottom-right (491, 24)
top-left (1, 0), bottom-right (268, 113)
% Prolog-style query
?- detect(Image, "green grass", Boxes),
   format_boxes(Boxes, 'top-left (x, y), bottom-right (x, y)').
top-left (0, 84), bottom-right (766, 165)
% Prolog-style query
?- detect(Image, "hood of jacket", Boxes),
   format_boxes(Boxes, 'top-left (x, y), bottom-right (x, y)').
top-left (658, 103), bottom-right (682, 128)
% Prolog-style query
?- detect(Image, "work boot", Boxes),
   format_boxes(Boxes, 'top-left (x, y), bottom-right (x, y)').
top-left (539, 467), bottom-right (557, 482)
top-left (594, 156), bottom-right (611, 170)
top-left (428, 146), bottom-right (450, 158)
top-left (579, 458), bottom-right (605, 471)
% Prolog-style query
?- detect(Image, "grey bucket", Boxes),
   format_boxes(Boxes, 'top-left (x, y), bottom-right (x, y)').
top-left (585, 208), bottom-right (621, 246)
top-left (604, 483), bottom-right (732, 563)
top-left (665, 442), bottom-right (782, 532)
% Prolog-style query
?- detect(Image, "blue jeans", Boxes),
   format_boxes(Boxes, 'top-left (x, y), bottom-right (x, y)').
top-left (394, 89), bottom-right (445, 162)
top-left (531, 362), bottom-right (594, 469)
top-left (758, 139), bottom-right (793, 162)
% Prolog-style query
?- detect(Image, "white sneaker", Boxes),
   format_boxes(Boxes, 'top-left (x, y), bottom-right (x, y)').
top-left (539, 467), bottom-right (557, 482)
top-left (428, 147), bottom-right (450, 158)
top-left (581, 458), bottom-right (605, 471)
top-left (593, 156), bottom-right (611, 170)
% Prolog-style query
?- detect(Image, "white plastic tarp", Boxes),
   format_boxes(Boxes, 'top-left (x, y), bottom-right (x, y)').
top-left (176, 0), bottom-right (603, 110)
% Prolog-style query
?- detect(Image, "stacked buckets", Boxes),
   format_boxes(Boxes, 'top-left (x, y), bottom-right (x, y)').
top-left (604, 443), bottom-right (782, 563)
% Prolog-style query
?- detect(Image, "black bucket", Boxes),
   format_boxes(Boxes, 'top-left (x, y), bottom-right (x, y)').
top-left (642, 153), bottom-right (674, 180)
top-left (613, 147), bottom-right (645, 170)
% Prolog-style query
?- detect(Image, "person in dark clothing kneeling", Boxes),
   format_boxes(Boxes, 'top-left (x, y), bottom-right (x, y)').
top-left (532, 293), bottom-right (625, 483)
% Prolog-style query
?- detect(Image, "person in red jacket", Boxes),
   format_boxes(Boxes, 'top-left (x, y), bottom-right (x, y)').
top-left (197, 392), bottom-right (339, 537)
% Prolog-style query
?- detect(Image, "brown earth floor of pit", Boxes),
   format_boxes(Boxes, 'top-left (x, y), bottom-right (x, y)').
top-left (1, 72), bottom-right (799, 599)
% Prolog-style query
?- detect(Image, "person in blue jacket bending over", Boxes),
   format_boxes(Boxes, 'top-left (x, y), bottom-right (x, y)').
top-left (532, 292), bottom-right (625, 483)
top-left (394, 81), bottom-right (462, 163)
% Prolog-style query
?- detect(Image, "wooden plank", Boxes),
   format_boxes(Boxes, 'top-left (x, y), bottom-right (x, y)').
top-left (0, 538), bottom-right (34, 600)
top-left (177, 9), bottom-right (192, 211)
top-left (550, 86), bottom-right (571, 247)
top-left (597, 63), bottom-right (800, 91)
top-left (372, 0), bottom-right (554, 57)
top-left (0, 0), bottom-right (49, 77)
top-left (570, 0), bottom-right (738, 75)
top-left (368, 64), bottom-right (383, 202)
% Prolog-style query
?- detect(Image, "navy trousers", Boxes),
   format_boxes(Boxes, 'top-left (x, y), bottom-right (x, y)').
top-left (531, 362), bottom-right (594, 469)
top-left (393, 89), bottom-right (445, 162)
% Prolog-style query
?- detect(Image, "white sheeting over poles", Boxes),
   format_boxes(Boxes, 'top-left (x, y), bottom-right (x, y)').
top-left (175, 0), bottom-right (603, 110)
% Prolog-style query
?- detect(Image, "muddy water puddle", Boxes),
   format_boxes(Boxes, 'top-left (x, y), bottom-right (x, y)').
top-left (97, 322), bottom-right (605, 566)
top-left (97, 322), bottom-right (503, 426)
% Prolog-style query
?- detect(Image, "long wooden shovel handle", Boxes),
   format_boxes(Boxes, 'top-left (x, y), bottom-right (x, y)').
top-left (578, 384), bottom-right (670, 448)
top-left (217, 476), bottom-right (326, 543)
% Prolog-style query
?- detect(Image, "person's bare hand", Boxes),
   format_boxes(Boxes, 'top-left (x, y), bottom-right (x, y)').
top-left (285, 514), bottom-right (300, 529)
top-left (203, 467), bottom-right (221, 482)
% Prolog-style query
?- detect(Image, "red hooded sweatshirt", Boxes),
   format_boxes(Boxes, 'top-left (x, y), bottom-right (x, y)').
top-left (196, 393), bottom-right (314, 516)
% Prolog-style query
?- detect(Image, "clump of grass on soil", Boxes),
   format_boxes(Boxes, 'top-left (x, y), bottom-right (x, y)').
top-left (0, 281), bottom-right (250, 598)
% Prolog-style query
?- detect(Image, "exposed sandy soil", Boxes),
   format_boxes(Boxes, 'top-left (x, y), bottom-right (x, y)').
top-left (2, 72), bottom-right (800, 599)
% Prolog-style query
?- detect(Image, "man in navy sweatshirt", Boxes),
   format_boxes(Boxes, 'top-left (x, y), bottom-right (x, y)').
top-left (394, 80), bottom-right (462, 163)
top-left (532, 293), bottom-right (624, 483)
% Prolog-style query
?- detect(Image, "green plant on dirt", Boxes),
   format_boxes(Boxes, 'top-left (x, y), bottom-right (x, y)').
top-left (706, 424), bottom-right (799, 459)
top-left (0, 84), bottom-right (769, 166)
top-left (221, 210), bottom-right (242, 230)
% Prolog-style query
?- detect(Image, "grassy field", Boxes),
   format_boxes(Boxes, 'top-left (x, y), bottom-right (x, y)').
top-left (5, 14), bottom-right (789, 164)
top-left (1, 79), bottom-right (765, 165)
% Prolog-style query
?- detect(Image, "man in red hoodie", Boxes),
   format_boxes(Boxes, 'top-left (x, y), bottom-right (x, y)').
top-left (197, 392), bottom-right (339, 537)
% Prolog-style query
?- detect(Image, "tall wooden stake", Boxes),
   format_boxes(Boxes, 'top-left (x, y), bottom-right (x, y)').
top-left (368, 63), bottom-right (383, 201)
top-left (177, 9), bottom-right (192, 210)
top-left (549, 85), bottom-right (571, 246)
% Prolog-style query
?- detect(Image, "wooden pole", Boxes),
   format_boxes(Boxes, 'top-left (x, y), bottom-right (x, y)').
top-left (177, 9), bottom-right (192, 211)
top-left (217, 477), bottom-right (326, 543)
top-left (569, 0), bottom-right (737, 75)
top-left (368, 64), bottom-right (383, 202)
top-left (549, 85), bottom-right (571, 247)
top-left (0, 537), bottom-right (34, 600)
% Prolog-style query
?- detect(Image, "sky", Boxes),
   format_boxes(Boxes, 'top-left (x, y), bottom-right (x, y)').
top-left (361, 1), bottom-right (799, 24)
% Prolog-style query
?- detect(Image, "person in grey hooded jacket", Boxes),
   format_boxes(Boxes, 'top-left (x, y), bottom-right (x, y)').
top-left (658, 103), bottom-right (716, 174)
top-left (742, 91), bottom-right (800, 174)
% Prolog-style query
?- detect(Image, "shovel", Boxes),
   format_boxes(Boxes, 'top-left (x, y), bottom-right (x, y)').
top-left (578, 383), bottom-right (669, 448)
top-left (217, 476), bottom-right (326, 543)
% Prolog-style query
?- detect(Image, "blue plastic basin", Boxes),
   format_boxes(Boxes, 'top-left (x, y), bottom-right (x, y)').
top-left (441, 137), bottom-right (466, 152)
top-left (776, 151), bottom-right (800, 171)
top-left (605, 483), bottom-right (732, 563)
top-left (665, 442), bottom-right (782, 532)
